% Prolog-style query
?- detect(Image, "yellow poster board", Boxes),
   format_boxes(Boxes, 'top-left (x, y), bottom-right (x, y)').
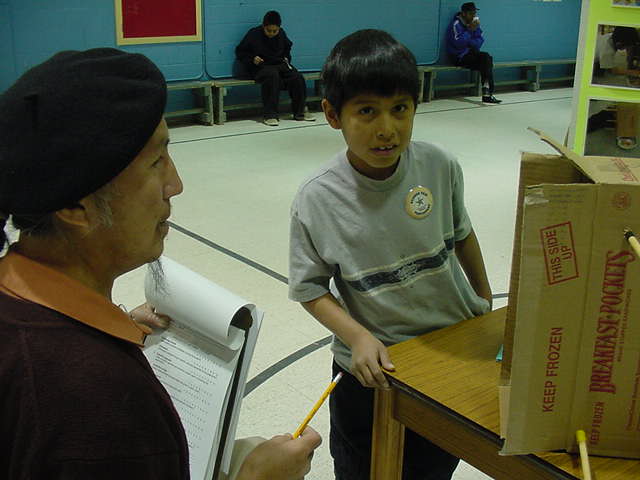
top-left (571, 0), bottom-right (640, 154)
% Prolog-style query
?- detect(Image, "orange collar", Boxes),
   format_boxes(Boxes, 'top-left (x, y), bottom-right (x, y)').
top-left (0, 250), bottom-right (149, 346)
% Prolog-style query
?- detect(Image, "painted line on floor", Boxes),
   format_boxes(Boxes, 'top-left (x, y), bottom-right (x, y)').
top-left (168, 221), bottom-right (288, 284)
top-left (170, 122), bottom-right (326, 145)
top-left (244, 335), bottom-right (333, 396)
top-left (170, 219), bottom-right (509, 397)
top-left (416, 95), bottom-right (571, 115)
top-left (169, 95), bottom-right (571, 146)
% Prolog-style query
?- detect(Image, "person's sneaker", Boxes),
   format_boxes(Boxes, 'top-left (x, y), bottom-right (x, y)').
top-left (482, 95), bottom-right (502, 104)
top-left (263, 118), bottom-right (279, 126)
top-left (294, 112), bottom-right (316, 122)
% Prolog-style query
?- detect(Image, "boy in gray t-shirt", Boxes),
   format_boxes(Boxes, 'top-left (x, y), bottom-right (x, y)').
top-left (288, 30), bottom-right (492, 480)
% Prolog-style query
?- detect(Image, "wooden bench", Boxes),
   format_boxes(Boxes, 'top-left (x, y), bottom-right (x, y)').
top-left (165, 80), bottom-right (215, 125)
top-left (165, 59), bottom-right (575, 125)
top-left (211, 72), bottom-right (322, 125)
top-left (419, 58), bottom-right (576, 102)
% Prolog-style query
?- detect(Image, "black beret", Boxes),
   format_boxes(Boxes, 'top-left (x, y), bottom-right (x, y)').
top-left (0, 48), bottom-right (167, 215)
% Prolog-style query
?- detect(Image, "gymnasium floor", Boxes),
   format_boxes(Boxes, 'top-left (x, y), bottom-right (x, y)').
top-left (113, 87), bottom-right (575, 480)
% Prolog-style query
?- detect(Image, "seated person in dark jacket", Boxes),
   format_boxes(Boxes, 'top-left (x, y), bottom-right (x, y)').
top-left (236, 10), bottom-right (315, 126)
top-left (445, 2), bottom-right (501, 104)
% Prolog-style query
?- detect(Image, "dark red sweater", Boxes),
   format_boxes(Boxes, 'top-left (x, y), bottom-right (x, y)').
top-left (0, 292), bottom-right (190, 479)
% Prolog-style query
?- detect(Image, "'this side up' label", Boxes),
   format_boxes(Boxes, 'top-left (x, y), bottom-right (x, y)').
top-left (540, 222), bottom-right (579, 285)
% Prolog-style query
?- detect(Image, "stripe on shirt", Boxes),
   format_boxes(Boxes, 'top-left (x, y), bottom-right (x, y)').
top-left (453, 20), bottom-right (464, 40)
top-left (343, 238), bottom-right (455, 296)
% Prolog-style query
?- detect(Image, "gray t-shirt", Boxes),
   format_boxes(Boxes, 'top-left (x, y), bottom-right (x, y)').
top-left (289, 141), bottom-right (490, 370)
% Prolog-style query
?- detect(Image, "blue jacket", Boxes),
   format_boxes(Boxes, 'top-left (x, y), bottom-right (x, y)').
top-left (445, 13), bottom-right (484, 61)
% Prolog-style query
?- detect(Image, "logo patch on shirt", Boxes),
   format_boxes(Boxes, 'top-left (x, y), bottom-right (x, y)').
top-left (405, 186), bottom-right (433, 219)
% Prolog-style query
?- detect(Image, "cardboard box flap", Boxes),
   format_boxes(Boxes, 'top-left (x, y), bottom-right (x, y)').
top-left (528, 127), bottom-right (640, 186)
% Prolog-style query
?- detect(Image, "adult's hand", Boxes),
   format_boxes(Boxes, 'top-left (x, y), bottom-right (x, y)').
top-left (253, 56), bottom-right (264, 65)
top-left (237, 427), bottom-right (322, 480)
top-left (130, 303), bottom-right (170, 330)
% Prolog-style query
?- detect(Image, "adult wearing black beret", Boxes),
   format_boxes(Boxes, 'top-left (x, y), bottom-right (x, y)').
top-left (0, 48), bottom-right (320, 480)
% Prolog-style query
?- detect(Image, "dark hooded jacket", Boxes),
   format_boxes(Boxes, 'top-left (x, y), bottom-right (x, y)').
top-left (236, 26), bottom-right (293, 77)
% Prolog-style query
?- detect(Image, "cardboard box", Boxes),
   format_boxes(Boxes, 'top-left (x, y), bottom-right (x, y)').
top-left (500, 128), bottom-right (640, 459)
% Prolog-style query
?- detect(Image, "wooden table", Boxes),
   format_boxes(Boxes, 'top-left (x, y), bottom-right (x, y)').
top-left (370, 307), bottom-right (640, 479)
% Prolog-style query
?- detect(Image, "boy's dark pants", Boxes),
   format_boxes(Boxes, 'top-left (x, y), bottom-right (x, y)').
top-left (254, 64), bottom-right (306, 119)
top-left (330, 361), bottom-right (459, 480)
top-left (456, 49), bottom-right (495, 95)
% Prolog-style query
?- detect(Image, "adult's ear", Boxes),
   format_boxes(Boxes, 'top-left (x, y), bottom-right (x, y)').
top-left (322, 99), bottom-right (342, 130)
top-left (54, 201), bottom-right (90, 229)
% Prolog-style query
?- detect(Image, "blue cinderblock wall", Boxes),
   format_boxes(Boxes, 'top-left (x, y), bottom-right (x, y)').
top-left (0, 0), bottom-right (580, 103)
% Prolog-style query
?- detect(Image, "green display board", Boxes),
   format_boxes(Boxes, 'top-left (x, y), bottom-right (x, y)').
top-left (571, 0), bottom-right (640, 155)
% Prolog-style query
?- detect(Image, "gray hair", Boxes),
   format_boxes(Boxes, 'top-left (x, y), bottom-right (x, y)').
top-left (7, 183), bottom-right (116, 243)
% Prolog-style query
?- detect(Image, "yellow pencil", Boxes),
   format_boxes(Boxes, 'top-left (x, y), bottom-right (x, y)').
top-left (624, 228), bottom-right (640, 259)
top-left (293, 372), bottom-right (343, 438)
top-left (575, 430), bottom-right (592, 480)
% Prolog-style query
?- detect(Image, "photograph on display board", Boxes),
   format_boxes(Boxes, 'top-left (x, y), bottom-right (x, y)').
top-left (585, 98), bottom-right (639, 157)
top-left (591, 24), bottom-right (640, 90)
top-left (612, 0), bottom-right (640, 7)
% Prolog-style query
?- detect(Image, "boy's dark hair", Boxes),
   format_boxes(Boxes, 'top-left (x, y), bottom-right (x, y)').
top-left (262, 10), bottom-right (282, 26)
top-left (322, 29), bottom-right (419, 114)
top-left (612, 26), bottom-right (639, 50)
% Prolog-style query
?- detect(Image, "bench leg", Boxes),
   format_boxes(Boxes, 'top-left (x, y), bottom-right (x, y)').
top-left (426, 71), bottom-right (436, 103)
top-left (472, 71), bottom-right (481, 97)
top-left (529, 65), bottom-right (541, 92)
top-left (195, 85), bottom-right (214, 126)
top-left (213, 86), bottom-right (226, 125)
top-left (418, 71), bottom-right (425, 103)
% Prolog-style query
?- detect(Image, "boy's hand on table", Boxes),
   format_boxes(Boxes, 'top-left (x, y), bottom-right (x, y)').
top-left (478, 289), bottom-right (493, 311)
top-left (350, 331), bottom-right (395, 389)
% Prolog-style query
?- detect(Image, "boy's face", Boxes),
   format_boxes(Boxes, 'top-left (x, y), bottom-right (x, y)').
top-left (323, 92), bottom-right (415, 180)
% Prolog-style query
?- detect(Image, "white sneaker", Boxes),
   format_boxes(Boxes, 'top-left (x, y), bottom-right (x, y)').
top-left (294, 112), bottom-right (316, 122)
top-left (263, 118), bottom-right (279, 126)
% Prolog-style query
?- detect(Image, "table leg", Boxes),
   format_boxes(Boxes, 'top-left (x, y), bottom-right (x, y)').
top-left (371, 388), bottom-right (404, 480)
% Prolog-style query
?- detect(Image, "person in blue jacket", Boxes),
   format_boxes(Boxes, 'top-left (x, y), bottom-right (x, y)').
top-left (446, 2), bottom-right (501, 104)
